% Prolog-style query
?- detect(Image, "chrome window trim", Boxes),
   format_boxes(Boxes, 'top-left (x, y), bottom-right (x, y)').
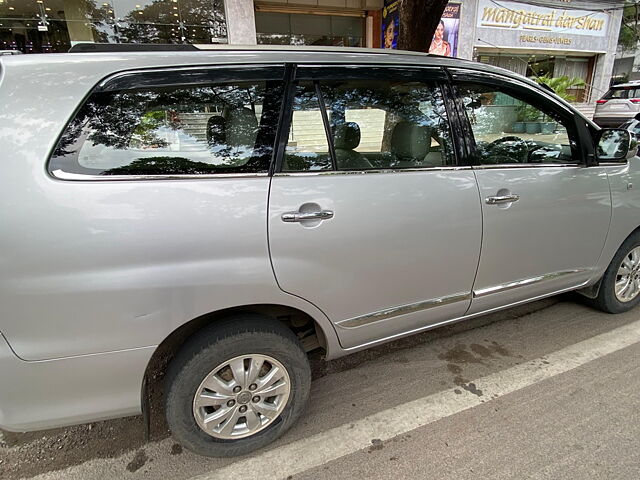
top-left (336, 292), bottom-right (471, 330)
top-left (599, 162), bottom-right (629, 166)
top-left (472, 163), bottom-right (581, 170)
top-left (274, 166), bottom-right (472, 177)
top-left (50, 170), bottom-right (269, 182)
top-left (473, 269), bottom-right (590, 298)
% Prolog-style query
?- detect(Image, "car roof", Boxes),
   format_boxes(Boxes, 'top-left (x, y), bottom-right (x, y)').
top-left (0, 45), bottom-right (539, 88)
top-left (0, 44), bottom-right (504, 71)
top-left (0, 45), bottom-right (594, 127)
top-left (609, 81), bottom-right (640, 89)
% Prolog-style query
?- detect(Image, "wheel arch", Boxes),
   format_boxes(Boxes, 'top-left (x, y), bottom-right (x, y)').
top-left (140, 303), bottom-right (335, 434)
top-left (580, 223), bottom-right (640, 299)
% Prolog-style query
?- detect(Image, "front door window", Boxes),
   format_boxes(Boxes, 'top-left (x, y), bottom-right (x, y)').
top-left (457, 84), bottom-right (578, 166)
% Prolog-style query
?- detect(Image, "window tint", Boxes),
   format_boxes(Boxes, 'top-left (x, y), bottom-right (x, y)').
top-left (282, 78), bottom-right (454, 172)
top-left (458, 84), bottom-right (577, 165)
top-left (50, 79), bottom-right (284, 176)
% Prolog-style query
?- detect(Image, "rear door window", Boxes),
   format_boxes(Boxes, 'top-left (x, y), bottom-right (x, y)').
top-left (282, 73), bottom-right (455, 172)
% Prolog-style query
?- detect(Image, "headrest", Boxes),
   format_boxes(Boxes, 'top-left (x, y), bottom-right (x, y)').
top-left (390, 122), bottom-right (430, 159)
top-left (333, 122), bottom-right (361, 150)
top-left (206, 115), bottom-right (226, 145)
top-left (223, 107), bottom-right (259, 147)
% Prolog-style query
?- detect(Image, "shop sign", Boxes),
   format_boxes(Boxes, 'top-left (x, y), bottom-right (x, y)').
top-left (519, 34), bottom-right (572, 46)
top-left (477, 0), bottom-right (608, 37)
top-left (429, 3), bottom-right (461, 57)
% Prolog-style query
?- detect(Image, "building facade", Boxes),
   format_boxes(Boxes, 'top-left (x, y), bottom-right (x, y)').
top-left (456, 0), bottom-right (623, 103)
top-left (1, 0), bottom-right (623, 102)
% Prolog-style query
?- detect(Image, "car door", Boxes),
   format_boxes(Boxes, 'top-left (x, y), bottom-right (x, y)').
top-left (450, 69), bottom-right (612, 315)
top-left (268, 66), bottom-right (482, 349)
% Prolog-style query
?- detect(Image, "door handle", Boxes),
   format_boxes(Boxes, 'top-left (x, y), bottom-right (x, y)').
top-left (485, 194), bottom-right (520, 205)
top-left (281, 210), bottom-right (334, 223)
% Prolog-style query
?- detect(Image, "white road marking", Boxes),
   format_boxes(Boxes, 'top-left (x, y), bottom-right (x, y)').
top-left (192, 318), bottom-right (640, 480)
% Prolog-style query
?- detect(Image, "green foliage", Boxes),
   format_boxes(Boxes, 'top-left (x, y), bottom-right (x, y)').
top-left (619, 24), bottom-right (637, 51)
top-left (619, 2), bottom-right (640, 51)
top-left (517, 103), bottom-right (540, 122)
top-left (535, 75), bottom-right (586, 103)
top-left (130, 110), bottom-right (169, 149)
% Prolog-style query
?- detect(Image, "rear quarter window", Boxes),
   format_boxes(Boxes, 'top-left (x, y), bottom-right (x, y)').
top-left (49, 73), bottom-right (285, 178)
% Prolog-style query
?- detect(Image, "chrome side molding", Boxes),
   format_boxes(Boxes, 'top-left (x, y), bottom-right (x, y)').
top-left (341, 280), bottom-right (591, 353)
top-left (473, 269), bottom-right (589, 298)
top-left (337, 269), bottom-right (590, 330)
top-left (336, 292), bottom-right (471, 329)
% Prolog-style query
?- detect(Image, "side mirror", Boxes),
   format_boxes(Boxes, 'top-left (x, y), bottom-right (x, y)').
top-left (596, 128), bottom-right (638, 161)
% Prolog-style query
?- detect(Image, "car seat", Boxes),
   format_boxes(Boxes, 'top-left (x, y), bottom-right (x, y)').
top-left (333, 122), bottom-right (373, 170)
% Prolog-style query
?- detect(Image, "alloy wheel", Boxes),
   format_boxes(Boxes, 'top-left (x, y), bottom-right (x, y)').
top-left (192, 354), bottom-right (291, 440)
top-left (615, 246), bottom-right (640, 302)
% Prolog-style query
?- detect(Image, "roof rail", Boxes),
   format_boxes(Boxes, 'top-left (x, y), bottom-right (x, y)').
top-left (68, 43), bottom-right (199, 53)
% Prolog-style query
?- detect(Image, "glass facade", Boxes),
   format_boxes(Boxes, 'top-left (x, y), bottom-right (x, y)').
top-left (255, 12), bottom-right (363, 47)
top-left (0, 0), bottom-right (227, 53)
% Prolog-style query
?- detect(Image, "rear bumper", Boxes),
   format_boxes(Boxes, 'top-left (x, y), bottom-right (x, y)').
top-left (0, 332), bottom-right (154, 432)
top-left (592, 115), bottom-right (634, 128)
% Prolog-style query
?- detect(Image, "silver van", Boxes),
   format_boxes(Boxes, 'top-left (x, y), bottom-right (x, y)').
top-left (0, 45), bottom-right (638, 457)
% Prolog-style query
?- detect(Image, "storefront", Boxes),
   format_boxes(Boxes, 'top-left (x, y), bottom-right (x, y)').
top-left (454, 0), bottom-right (624, 104)
top-left (1, 0), bottom-right (623, 104)
top-left (0, 0), bottom-right (228, 53)
top-left (379, 0), bottom-right (622, 103)
top-left (254, 4), bottom-right (367, 47)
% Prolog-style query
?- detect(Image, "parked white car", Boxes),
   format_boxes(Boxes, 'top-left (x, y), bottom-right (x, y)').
top-left (594, 80), bottom-right (640, 127)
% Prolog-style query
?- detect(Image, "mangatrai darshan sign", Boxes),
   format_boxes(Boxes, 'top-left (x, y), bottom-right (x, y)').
top-left (477, 0), bottom-right (608, 37)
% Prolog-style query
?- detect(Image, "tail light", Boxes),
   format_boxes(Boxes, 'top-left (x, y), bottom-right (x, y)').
top-left (631, 99), bottom-right (640, 104)
top-left (596, 99), bottom-right (608, 104)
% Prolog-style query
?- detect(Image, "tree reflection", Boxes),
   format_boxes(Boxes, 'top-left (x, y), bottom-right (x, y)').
top-left (51, 81), bottom-right (279, 175)
top-left (114, 0), bottom-right (227, 43)
top-left (284, 81), bottom-right (453, 171)
top-left (104, 156), bottom-right (220, 175)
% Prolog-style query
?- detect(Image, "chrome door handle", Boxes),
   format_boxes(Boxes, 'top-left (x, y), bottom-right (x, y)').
top-left (485, 194), bottom-right (520, 205)
top-left (281, 210), bottom-right (334, 223)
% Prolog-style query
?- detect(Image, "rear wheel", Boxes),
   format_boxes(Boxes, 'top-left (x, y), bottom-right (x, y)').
top-left (164, 315), bottom-right (311, 457)
top-left (592, 232), bottom-right (640, 314)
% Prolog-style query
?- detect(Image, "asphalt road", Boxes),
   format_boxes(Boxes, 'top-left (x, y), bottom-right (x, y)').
top-left (2, 294), bottom-right (640, 480)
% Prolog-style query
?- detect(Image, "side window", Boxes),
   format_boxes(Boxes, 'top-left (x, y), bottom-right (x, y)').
top-left (283, 82), bottom-right (332, 172)
top-left (282, 77), bottom-right (454, 172)
top-left (458, 84), bottom-right (578, 165)
top-left (50, 78), bottom-right (284, 176)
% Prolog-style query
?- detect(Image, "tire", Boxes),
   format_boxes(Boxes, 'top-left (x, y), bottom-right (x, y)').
top-left (164, 314), bottom-right (311, 457)
top-left (592, 231), bottom-right (640, 314)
